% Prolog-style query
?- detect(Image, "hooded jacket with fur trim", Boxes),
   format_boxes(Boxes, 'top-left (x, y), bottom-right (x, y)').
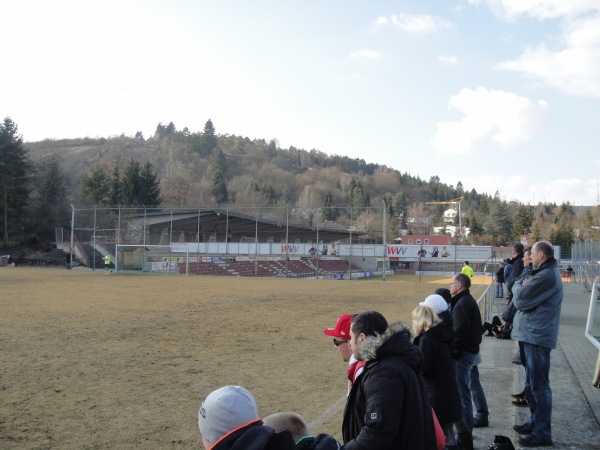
top-left (342, 323), bottom-right (437, 450)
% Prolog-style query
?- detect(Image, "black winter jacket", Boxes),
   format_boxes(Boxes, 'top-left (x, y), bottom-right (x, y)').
top-left (413, 324), bottom-right (462, 426)
top-left (450, 289), bottom-right (483, 355)
top-left (507, 253), bottom-right (524, 290)
top-left (342, 323), bottom-right (437, 450)
top-left (211, 421), bottom-right (295, 450)
top-left (295, 434), bottom-right (341, 450)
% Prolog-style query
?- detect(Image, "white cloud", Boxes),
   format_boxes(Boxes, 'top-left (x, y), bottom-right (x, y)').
top-left (349, 49), bottom-right (381, 59)
top-left (373, 13), bottom-right (453, 34)
top-left (467, 0), bottom-right (600, 21)
top-left (432, 87), bottom-right (548, 155)
top-left (438, 55), bottom-right (459, 66)
top-left (497, 13), bottom-right (600, 98)
top-left (594, 160), bottom-right (600, 167)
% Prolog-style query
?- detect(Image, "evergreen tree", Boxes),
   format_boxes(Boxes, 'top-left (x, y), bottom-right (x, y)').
top-left (485, 201), bottom-right (512, 245)
top-left (531, 222), bottom-right (542, 242)
top-left (349, 186), bottom-right (365, 219)
top-left (470, 216), bottom-right (484, 235)
top-left (121, 160), bottom-right (143, 205)
top-left (391, 191), bottom-right (408, 229)
top-left (81, 166), bottom-right (111, 205)
top-left (165, 122), bottom-right (176, 135)
top-left (139, 162), bottom-right (163, 206)
top-left (109, 163), bottom-right (122, 205)
top-left (550, 223), bottom-right (573, 258)
top-left (479, 196), bottom-right (490, 216)
top-left (31, 155), bottom-right (69, 236)
top-left (199, 119), bottom-right (218, 157)
top-left (209, 148), bottom-right (229, 204)
top-left (0, 118), bottom-right (31, 246)
top-left (513, 203), bottom-right (534, 239)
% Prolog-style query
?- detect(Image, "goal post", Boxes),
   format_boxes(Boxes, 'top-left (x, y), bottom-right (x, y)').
top-left (115, 245), bottom-right (190, 274)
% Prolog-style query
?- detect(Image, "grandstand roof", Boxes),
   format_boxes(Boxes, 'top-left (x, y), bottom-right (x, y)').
top-left (141, 208), bottom-right (362, 243)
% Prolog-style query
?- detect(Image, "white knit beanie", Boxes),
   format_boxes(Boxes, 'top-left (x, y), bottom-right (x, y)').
top-left (198, 386), bottom-right (259, 445)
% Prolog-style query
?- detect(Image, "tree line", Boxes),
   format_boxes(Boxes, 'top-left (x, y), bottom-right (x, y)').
top-left (3, 116), bottom-right (599, 254)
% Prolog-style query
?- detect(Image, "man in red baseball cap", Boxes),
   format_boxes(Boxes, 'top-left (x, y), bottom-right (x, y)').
top-left (324, 314), bottom-right (365, 393)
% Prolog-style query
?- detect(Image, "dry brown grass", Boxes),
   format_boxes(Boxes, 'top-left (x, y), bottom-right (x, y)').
top-left (0, 268), bottom-right (489, 449)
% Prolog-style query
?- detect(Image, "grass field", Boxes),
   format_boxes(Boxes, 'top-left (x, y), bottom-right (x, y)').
top-left (0, 267), bottom-right (489, 449)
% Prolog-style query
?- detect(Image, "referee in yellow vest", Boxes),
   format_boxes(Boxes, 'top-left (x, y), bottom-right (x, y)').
top-left (461, 261), bottom-right (474, 277)
top-left (104, 254), bottom-right (111, 274)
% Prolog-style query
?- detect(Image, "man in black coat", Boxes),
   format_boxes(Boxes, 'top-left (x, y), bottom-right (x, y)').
top-left (507, 242), bottom-right (525, 301)
top-left (450, 273), bottom-right (489, 430)
top-left (342, 311), bottom-right (437, 450)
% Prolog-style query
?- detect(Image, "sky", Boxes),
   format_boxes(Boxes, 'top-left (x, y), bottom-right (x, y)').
top-left (2, 0), bottom-right (600, 206)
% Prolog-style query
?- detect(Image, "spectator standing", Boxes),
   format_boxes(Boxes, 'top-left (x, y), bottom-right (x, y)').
top-left (511, 241), bottom-right (563, 447)
top-left (412, 303), bottom-right (473, 450)
top-left (449, 273), bottom-right (489, 430)
top-left (503, 259), bottom-right (513, 298)
top-left (511, 245), bottom-right (534, 406)
top-left (198, 385), bottom-right (295, 450)
top-left (496, 262), bottom-right (505, 298)
top-left (506, 243), bottom-right (525, 301)
top-left (342, 311), bottom-right (437, 450)
top-left (323, 314), bottom-right (364, 393)
top-left (461, 261), bottom-right (474, 278)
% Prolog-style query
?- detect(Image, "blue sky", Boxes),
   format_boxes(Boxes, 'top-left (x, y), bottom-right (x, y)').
top-left (3, 0), bottom-right (600, 205)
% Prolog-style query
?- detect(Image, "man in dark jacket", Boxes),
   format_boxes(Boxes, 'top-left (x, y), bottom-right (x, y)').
top-left (449, 273), bottom-right (489, 430)
top-left (511, 241), bottom-right (563, 447)
top-left (507, 242), bottom-right (525, 300)
top-left (198, 385), bottom-right (296, 450)
top-left (342, 311), bottom-right (437, 450)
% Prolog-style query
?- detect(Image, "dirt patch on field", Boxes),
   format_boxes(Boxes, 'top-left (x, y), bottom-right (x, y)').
top-left (0, 268), bottom-right (488, 449)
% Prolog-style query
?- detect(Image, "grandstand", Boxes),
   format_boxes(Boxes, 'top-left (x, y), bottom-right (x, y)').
top-left (178, 257), bottom-right (362, 278)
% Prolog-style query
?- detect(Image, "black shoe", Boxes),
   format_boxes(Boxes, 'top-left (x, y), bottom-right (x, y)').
top-left (512, 397), bottom-right (528, 407)
top-left (473, 418), bottom-right (489, 428)
top-left (511, 390), bottom-right (525, 398)
top-left (513, 423), bottom-right (533, 435)
top-left (518, 435), bottom-right (553, 447)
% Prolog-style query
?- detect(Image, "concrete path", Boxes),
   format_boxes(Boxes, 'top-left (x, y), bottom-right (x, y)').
top-left (476, 284), bottom-right (600, 449)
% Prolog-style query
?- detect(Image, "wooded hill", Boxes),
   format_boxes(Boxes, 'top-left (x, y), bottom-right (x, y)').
top-left (18, 120), bottom-right (600, 251)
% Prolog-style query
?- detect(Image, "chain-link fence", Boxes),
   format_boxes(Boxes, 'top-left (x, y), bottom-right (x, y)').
top-left (571, 240), bottom-right (600, 291)
top-left (67, 205), bottom-right (389, 276)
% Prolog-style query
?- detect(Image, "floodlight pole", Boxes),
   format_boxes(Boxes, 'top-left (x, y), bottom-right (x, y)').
top-left (70, 204), bottom-right (75, 270)
top-left (225, 208), bottom-right (229, 270)
top-left (285, 207), bottom-right (289, 277)
top-left (382, 199), bottom-right (387, 281)
top-left (255, 205), bottom-right (258, 276)
top-left (316, 208), bottom-right (320, 278)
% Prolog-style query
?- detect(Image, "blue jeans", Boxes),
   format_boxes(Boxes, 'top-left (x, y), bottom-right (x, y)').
top-left (523, 343), bottom-right (553, 440)
top-left (496, 282), bottom-right (504, 298)
top-left (454, 351), bottom-right (489, 430)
